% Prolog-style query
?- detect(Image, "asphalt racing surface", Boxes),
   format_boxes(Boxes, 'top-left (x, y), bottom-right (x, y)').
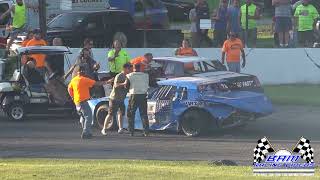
top-left (0, 105), bottom-right (320, 165)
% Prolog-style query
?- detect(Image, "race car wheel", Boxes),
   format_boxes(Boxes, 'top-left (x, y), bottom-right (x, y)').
top-left (181, 109), bottom-right (210, 137)
top-left (95, 104), bottom-right (117, 130)
top-left (7, 103), bottom-right (25, 121)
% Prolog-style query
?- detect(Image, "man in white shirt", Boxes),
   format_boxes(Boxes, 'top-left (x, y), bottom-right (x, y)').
top-left (125, 64), bottom-right (149, 137)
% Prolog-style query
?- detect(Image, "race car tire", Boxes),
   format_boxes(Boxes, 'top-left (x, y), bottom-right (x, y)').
top-left (6, 103), bottom-right (25, 121)
top-left (95, 104), bottom-right (117, 130)
top-left (181, 109), bottom-right (211, 137)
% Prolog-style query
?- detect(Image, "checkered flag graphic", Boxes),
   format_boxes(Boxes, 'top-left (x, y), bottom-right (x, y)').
top-left (253, 137), bottom-right (275, 164)
top-left (293, 137), bottom-right (314, 163)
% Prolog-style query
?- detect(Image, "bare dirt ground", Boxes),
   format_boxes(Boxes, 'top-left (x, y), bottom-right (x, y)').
top-left (0, 105), bottom-right (319, 165)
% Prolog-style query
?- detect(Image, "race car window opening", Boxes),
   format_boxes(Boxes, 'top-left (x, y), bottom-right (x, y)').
top-left (203, 61), bottom-right (219, 72)
top-left (0, 3), bottom-right (9, 25)
top-left (177, 87), bottom-right (188, 100)
top-left (151, 85), bottom-right (177, 100)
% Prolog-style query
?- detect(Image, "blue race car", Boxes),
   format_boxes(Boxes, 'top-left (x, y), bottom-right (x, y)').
top-left (88, 74), bottom-right (273, 137)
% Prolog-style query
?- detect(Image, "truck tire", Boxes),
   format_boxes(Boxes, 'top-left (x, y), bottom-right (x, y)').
top-left (6, 103), bottom-right (25, 121)
top-left (181, 109), bottom-right (211, 137)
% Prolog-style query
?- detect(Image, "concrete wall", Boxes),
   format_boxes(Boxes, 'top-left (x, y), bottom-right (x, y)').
top-left (67, 48), bottom-right (320, 85)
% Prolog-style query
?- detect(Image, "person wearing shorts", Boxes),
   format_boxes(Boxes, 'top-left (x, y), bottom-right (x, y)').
top-left (294, 0), bottom-right (319, 47)
top-left (101, 63), bottom-right (132, 135)
top-left (272, 0), bottom-right (292, 47)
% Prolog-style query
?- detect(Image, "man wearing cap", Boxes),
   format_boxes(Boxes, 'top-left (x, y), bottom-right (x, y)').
top-left (125, 64), bottom-right (149, 137)
top-left (101, 63), bottom-right (132, 135)
top-left (68, 65), bottom-right (109, 139)
top-left (130, 53), bottom-right (153, 72)
top-left (221, 32), bottom-right (246, 73)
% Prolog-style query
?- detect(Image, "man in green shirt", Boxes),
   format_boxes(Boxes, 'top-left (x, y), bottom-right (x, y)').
top-left (0, 0), bottom-right (37, 52)
top-left (107, 40), bottom-right (130, 77)
top-left (294, 0), bottom-right (319, 47)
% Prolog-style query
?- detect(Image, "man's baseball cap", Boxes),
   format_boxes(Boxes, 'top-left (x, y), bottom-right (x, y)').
top-left (123, 63), bottom-right (132, 69)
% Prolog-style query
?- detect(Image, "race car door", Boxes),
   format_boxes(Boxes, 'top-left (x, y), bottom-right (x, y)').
top-left (147, 85), bottom-right (177, 129)
top-left (0, 2), bottom-right (11, 48)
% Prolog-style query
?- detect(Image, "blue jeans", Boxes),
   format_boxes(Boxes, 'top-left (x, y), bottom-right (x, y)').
top-left (77, 101), bottom-right (93, 135)
top-left (227, 62), bottom-right (240, 73)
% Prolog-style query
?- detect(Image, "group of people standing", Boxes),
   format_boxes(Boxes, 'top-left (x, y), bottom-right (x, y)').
top-left (190, 0), bottom-right (260, 48)
top-left (68, 40), bottom-right (151, 139)
top-left (190, 0), bottom-right (320, 48)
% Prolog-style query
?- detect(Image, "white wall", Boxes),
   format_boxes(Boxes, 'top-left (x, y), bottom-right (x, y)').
top-left (67, 48), bottom-right (320, 85)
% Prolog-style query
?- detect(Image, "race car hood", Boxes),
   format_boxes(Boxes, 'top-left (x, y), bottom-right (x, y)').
top-left (201, 91), bottom-right (273, 115)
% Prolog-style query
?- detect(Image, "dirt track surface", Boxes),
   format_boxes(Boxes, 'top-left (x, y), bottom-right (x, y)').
top-left (0, 105), bottom-right (319, 165)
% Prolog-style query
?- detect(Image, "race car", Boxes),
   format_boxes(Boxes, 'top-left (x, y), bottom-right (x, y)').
top-left (89, 71), bottom-right (273, 137)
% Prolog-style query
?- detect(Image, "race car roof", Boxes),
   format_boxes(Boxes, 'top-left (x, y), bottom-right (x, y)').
top-left (157, 76), bottom-right (221, 89)
top-left (153, 56), bottom-right (213, 63)
top-left (16, 46), bottom-right (71, 55)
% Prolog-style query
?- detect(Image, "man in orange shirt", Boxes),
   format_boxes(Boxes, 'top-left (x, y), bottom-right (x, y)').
top-left (68, 65), bottom-right (108, 139)
top-left (221, 32), bottom-right (246, 73)
top-left (21, 31), bottom-right (34, 47)
top-left (175, 39), bottom-right (198, 56)
top-left (130, 53), bottom-right (153, 72)
top-left (26, 29), bottom-right (47, 72)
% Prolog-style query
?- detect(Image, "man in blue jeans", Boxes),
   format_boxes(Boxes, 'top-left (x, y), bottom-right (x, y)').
top-left (68, 66), bottom-right (108, 139)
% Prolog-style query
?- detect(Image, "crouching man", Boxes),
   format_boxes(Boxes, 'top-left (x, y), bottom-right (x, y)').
top-left (125, 64), bottom-right (150, 136)
top-left (101, 63), bottom-right (132, 135)
top-left (68, 65), bottom-right (108, 139)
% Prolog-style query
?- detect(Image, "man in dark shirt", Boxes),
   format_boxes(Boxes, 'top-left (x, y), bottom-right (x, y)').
top-left (212, 0), bottom-right (228, 47)
top-left (101, 63), bottom-right (132, 135)
top-left (64, 48), bottom-right (100, 80)
top-left (23, 59), bottom-right (44, 85)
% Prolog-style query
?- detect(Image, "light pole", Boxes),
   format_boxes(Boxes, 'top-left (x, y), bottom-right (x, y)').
top-left (38, 0), bottom-right (47, 39)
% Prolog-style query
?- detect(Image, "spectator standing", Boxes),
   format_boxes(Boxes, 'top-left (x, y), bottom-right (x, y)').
top-left (294, 0), bottom-right (319, 47)
top-left (131, 53), bottom-right (153, 72)
top-left (26, 29), bottom-right (47, 74)
top-left (101, 63), bottom-right (132, 136)
top-left (240, 0), bottom-right (260, 48)
top-left (227, 0), bottom-right (242, 36)
top-left (0, 0), bottom-right (37, 52)
top-left (175, 39), bottom-right (198, 56)
top-left (272, 0), bottom-right (292, 48)
top-left (195, 0), bottom-right (211, 47)
top-left (221, 32), bottom-right (246, 73)
top-left (125, 64), bottom-right (150, 137)
top-left (212, 0), bottom-right (228, 47)
top-left (108, 40), bottom-right (130, 77)
top-left (82, 38), bottom-right (94, 58)
top-left (68, 66), bottom-right (108, 139)
top-left (64, 48), bottom-right (100, 80)
top-left (189, 4), bottom-right (199, 47)
top-left (52, 37), bottom-right (63, 46)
